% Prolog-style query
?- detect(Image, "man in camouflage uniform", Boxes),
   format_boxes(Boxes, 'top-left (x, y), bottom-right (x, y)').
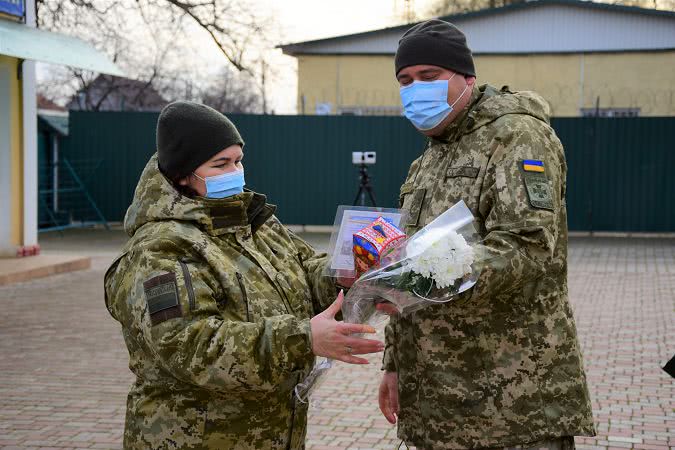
top-left (378, 20), bottom-right (596, 449)
top-left (105, 102), bottom-right (382, 449)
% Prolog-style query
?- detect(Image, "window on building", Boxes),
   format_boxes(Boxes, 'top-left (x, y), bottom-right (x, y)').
top-left (580, 108), bottom-right (641, 118)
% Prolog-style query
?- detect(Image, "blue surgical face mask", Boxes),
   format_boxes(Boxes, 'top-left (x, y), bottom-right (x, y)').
top-left (193, 169), bottom-right (245, 199)
top-left (399, 73), bottom-right (469, 131)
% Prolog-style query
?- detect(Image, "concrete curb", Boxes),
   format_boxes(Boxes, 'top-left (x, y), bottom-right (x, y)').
top-left (0, 255), bottom-right (91, 286)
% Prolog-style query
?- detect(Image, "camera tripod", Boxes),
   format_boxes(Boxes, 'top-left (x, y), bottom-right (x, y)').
top-left (353, 163), bottom-right (377, 207)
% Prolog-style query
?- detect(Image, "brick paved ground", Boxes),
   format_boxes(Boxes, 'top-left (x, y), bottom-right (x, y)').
top-left (0, 230), bottom-right (673, 449)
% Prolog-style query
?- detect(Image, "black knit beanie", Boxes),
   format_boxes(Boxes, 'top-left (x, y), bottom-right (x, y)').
top-left (156, 101), bottom-right (244, 180)
top-left (395, 19), bottom-right (476, 77)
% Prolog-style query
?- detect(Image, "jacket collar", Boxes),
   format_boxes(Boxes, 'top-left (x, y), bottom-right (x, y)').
top-left (204, 190), bottom-right (276, 236)
top-left (430, 85), bottom-right (486, 144)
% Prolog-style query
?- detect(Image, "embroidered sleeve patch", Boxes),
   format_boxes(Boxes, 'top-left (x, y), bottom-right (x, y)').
top-left (519, 160), bottom-right (554, 211)
top-left (143, 272), bottom-right (182, 326)
top-left (522, 159), bottom-right (545, 172)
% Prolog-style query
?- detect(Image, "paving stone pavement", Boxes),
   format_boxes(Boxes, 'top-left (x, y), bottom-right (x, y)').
top-left (0, 230), bottom-right (673, 450)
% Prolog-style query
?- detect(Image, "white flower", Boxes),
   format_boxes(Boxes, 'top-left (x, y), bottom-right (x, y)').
top-left (406, 229), bottom-right (474, 289)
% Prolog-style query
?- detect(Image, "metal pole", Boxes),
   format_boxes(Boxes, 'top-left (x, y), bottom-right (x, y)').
top-left (63, 159), bottom-right (110, 230)
top-left (52, 133), bottom-right (59, 212)
top-left (589, 96), bottom-right (600, 236)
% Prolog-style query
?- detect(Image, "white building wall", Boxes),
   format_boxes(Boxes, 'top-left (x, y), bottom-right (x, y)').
top-left (284, 3), bottom-right (675, 55)
top-left (22, 0), bottom-right (38, 247)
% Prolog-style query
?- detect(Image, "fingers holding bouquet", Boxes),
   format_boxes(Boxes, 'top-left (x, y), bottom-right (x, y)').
top-left (297, 201), bottom-right (486, 403)
top-left (342, 201), bottom-right (486, 324)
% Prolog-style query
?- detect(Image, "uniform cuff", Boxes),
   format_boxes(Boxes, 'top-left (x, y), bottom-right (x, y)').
top-left (284, 318), bottom-right (315, 372)
top-left (381, 345), bottom-right (397, 372)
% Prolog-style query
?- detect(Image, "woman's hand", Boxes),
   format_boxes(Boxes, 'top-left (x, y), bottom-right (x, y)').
top-left (310, 291), bottom-right (384, 364)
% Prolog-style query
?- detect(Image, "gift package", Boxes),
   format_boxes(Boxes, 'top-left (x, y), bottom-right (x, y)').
top-left (352, 217), bottom-right (406, 276)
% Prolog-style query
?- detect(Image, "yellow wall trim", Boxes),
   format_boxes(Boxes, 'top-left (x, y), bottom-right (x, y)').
top-left (296, 51), bottom-right (675, 117)
top-left (0, 55), bottom-right (23, 246)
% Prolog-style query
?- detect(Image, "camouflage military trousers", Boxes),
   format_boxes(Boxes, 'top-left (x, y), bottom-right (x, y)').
top-left (401, 437), bottom-right (575, 450)
top-left (484, 436), bottom-right (576, 450)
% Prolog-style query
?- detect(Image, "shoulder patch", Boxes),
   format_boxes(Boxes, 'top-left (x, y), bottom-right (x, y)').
top-left (522, 159), bottom-right (545, 173)
top-left (143, 272), bottom-right (182, 326)
top-left (519, 160), bottom-right (553, 211)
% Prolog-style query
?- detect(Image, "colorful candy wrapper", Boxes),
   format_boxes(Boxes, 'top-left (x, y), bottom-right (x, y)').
top-left (352, 217), bottom-right (406, 276)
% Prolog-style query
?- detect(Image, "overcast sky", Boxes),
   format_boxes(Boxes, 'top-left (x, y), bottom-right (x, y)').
top-left (262, 0), bottom-right (432, 113)
top-left (269, 0), bottom-right (409, 43)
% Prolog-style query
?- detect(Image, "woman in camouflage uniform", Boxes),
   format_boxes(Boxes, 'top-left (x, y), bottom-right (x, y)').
top-left (104, 101), bottom-right (382, 449)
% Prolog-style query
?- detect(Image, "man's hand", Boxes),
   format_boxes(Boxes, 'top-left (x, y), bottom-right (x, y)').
top-left (337, 275), bottom-right (356, 288)
top-left (379, 371), bottom-right (399, 424)
top-left (310, 290), bottom-right (384, 364)
top-left (375, 301), bottom-right (399, 316)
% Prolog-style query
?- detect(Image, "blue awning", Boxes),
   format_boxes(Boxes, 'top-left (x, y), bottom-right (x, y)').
top-left (0, 19), bottom-right (123, 76)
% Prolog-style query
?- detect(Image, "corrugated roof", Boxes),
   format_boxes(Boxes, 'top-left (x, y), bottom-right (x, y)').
top-left (279, 0), bottom-right (675, 55)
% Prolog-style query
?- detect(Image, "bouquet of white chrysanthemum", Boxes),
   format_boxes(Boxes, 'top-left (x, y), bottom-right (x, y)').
top-left (294, 201), bottom-right (486, 405)
top-left (342, 200), bottom-right (487, 325)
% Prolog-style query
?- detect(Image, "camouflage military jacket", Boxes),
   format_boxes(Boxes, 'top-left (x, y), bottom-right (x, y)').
top-left (104, 155), bottom-right (336, 449)
top-left (383, 85), bottom-right (596, 449)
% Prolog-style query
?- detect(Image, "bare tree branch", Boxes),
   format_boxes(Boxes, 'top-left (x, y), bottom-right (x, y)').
top-left (36, 0), bottom-right (275, 111)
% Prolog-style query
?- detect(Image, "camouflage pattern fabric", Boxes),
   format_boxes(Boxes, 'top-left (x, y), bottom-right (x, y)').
top-left (402, 436), bottom-right (576, 450)
top-left (383, 85), bottom-right (596, 449)
top-left (487, 436), bottom-right (576, 450)
top-left (104, 155), bottom-right (337, 449)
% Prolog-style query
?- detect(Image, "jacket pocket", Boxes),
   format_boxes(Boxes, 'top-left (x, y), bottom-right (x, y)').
top-left (178, 258), bottom-right (196, 312)
top-left (420, 325), bottom-right (495, 420)
top-left (288, 383), bottom-right (309, 450)
top-left (235, 272), bottom-right (251, 322)
top-left (399, 182), bottom-right (414, 207)
top-left (232, 272), bottom-right (289, 322)
top-left (446, 166), bottom-right (480, 179)
top-left (400, 187), bottom-right (426, 228)
top-left (480, 311), bottom-right (544, 433)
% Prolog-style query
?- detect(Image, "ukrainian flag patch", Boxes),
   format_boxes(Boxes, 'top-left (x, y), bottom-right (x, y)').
top-left (522, 159), bottom-right (545, 172)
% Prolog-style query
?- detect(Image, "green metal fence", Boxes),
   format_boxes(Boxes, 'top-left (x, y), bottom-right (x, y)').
top-left (556, 117), bottom-right (675, 232)
top-left (55, 112), bottom-right (675, 232)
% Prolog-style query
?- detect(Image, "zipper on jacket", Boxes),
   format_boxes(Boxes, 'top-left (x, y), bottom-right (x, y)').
top-left (286, 372), bottom-right (302, 450)
top-left (178, 259), bottom-right (196, 311)
top-left (235, 272), bottom-right (251, 322)
top-left (275, 273), bottom-right (294, 314)
top-left (286, 401), bottom-right (296, 450)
